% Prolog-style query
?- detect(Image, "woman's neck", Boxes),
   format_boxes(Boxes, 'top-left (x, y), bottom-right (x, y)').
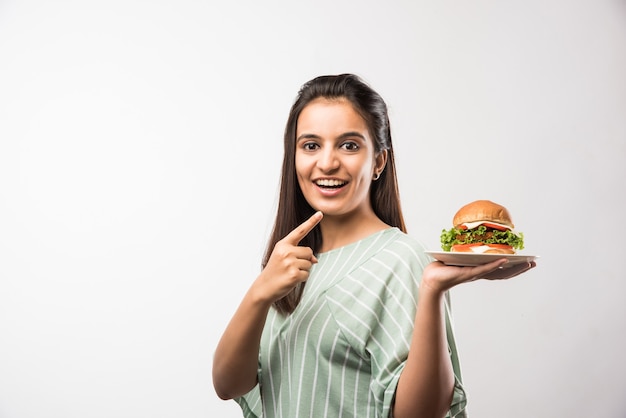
top-left (318, 212), bottom-right (390, 253)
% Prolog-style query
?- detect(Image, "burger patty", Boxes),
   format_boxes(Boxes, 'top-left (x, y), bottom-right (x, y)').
top-left (456, 229), bottom-right (496, 242)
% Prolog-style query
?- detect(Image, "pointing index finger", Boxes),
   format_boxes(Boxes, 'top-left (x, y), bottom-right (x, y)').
top-left (284, 211), bottom-right (323, 245)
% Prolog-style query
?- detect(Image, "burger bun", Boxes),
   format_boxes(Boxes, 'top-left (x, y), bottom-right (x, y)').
top-left (453, 200), bottom-right (514, 229)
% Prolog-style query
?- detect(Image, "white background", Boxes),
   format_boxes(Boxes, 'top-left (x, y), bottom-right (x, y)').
top-left (1, 1), bottom-right (625, 417)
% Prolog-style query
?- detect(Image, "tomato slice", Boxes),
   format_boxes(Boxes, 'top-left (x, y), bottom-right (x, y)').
top-left (481, 222), bottom-right (510, 231)
top-left (452, 243), bottom-right (482, 249)
top-left (460, 222), bottom-right (510, 231)
top-left (451, 243), bottom-right (513, 251)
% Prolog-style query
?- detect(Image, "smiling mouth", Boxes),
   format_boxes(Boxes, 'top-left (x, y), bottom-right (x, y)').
top-left (315, 179), bottom-right (347, 189)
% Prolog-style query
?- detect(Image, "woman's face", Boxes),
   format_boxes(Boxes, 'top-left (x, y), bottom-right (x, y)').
top-left (295, 97), bottom-right (386, 219)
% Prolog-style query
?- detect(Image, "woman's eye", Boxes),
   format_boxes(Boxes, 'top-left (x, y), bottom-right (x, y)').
top-left (341, 142), bottom-right (359, 151)
top-left (303, 142), bottom-right (319, 151)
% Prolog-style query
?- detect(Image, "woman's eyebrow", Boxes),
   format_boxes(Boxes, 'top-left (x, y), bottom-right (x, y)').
top-left (338, 131), bottom-right (367, 141)
top-left (296, 133), bottom-right (321, 142)
top-left (296, 131), bottom-right (368, 143)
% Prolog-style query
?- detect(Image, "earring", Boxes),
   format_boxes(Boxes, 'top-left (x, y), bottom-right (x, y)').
top-left (373, 172), bottom-right (380, 181)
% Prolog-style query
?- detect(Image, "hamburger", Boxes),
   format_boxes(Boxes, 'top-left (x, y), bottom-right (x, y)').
top-left (440, 200), bottom-right (524, 254)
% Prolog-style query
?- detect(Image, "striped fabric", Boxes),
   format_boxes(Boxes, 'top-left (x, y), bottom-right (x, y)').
top-left (236, 228), bottom-right (468, 418)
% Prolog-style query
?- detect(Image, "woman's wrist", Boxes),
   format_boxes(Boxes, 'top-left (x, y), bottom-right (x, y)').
top-left (247, 276), bottom-right (276, 311)
top-left (418, 276), bottom-right (448, 301)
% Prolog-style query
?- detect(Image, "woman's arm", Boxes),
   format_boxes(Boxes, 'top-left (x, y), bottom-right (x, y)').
top-left (393, 258), bottom-right (535, 418)
top-left (212, 286), bottom-right (272, 400)
top-left (212, 212), bottom-right (323, 400)
top-left (393, 279), bottom-right (455, 418)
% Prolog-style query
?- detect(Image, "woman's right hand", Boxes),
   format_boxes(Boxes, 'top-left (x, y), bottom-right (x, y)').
top-left (251, 211), bottom-right (323, 304)
top-left (213, 210), bottom-right (324, 400)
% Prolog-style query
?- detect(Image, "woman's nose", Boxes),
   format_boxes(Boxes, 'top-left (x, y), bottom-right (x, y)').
top-left (317, 148), bottom-right (340, 172)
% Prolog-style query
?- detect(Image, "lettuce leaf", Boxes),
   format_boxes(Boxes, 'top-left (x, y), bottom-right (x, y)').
top-left (440, 225), bottom-right (524, 252)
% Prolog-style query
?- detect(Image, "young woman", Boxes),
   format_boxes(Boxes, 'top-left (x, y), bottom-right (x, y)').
top-left (212, 74), bottom-right (535, 418)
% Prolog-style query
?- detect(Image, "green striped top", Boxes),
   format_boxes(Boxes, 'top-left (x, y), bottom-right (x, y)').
top-left (236, 227), bottom-right (468, 417)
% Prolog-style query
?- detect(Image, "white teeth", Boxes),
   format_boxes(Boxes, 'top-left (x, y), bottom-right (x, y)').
top-left (316, 179), bottom-right (345, 187)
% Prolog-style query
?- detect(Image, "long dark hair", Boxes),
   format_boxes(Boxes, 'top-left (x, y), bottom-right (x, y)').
top-left (264, 73), bottom-right (406, 314)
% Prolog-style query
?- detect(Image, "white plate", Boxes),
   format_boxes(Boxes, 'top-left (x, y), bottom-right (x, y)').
top-left (425, 251), bottom-right (538, 267)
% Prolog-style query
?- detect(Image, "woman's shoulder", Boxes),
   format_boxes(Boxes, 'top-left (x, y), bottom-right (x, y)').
top-left (347, 228), bottom-right (432, 283)
top-left (380, 228), bottom-right (430, 261)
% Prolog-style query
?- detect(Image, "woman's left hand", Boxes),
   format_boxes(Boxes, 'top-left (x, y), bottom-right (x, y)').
top-left (420, 258), bottom-right (537, 294)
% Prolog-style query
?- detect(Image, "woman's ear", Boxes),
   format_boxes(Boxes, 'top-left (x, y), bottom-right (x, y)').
top-left (374, 149), bottom-right (388, 179)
